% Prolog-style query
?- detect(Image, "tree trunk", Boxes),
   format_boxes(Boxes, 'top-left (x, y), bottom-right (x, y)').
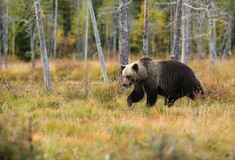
top-left (197, 0), bottom-right (204, 60)
top-left (181, 1), bottom-right (188, 64)
top-left (207, 1), bottom-right (216, 64)
top-left (171, 0), bottom-right (183, 61)
top-left (222, 14), bottom-right (232, 60)
top-left (143, 0), bottom-right (149, 57)
top-left (169, 0), bottom-right (175, 57)
top-left (2, 0), bottom-right (8, 69)
top-left (187, 0), bottom-right (193, 60)
top-left (84, 2), bottom-right (88, 68)
top-left (87, 0), bottom-right (108, 84)
top-left (34, 0), bottom-right (52, 92)
top-left (118, 0), bottom-right (129, 76)
top-left (53, 0), bottom-right (58, 58)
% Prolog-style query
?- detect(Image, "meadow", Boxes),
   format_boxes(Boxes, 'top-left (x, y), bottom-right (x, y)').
top-left (0, 57), bottom-right (235, 160)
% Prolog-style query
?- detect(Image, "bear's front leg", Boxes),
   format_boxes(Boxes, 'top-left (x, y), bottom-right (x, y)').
top-left (127, 83), bottom-right (144, 107)
top-left (143, 85), bottom-right (158, 107)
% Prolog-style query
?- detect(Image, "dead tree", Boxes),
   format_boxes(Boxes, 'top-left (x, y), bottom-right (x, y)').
top-left (53, 0), bottom-right (58, 58)
top-left (118, 0), bottom-right (129, 75)
top-left (87, 0), bottom-right (108, 84)
top-left (34, 0), bottom-right (52, 92)
top-left (171, 0), bottom-right (183, 60)
top-left (143, 0), bottom-right (149, 57)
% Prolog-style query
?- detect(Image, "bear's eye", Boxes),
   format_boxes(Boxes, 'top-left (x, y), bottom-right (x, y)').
top-left (126, 75), bottom-right (131, 79)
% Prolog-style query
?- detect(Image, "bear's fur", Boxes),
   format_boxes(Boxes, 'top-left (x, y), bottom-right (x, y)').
top-left (121, 57), bottom-right (204, 107)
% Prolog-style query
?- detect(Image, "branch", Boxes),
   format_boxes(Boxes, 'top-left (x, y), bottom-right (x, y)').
top-left (183, 3), bottom-right (206, 11)
top-left (155, 2), bottom-right (177, 5)
top-left (118, 0), bottom-right (133, 11)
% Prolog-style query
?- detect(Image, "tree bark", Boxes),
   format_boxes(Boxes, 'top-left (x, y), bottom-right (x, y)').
top-left (118, 0), bottom-right (129, 76)
top-left (0, 1), bottom-right (2, 71)
top-left (181, 1), bottom-right (188, 64)
top-left (34, 0), bottom-right (52, 92)
top-left (143, 0), bottom-right (149, 57)
top-left (112, 14), bottom-right (117, 59)
top-left (207, 1), bottom-right (216, 64)
top-left (87, 0), bottom-right (108, 84)
top-left (171, 0), bottom-right (183, 61)
top-left (53, 0), bottom-right (58, 58)
top-left (187, 0), bottom-right (193, 60)
top-left (197, 0), bottom-right (204, 60)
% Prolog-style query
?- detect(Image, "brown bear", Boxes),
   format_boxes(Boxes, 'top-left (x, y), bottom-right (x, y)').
top-left (121, 57), bottom-right (204, 107)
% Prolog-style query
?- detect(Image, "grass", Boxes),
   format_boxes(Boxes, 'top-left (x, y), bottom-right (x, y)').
top-left (0, 57), bottom-right (235, 160)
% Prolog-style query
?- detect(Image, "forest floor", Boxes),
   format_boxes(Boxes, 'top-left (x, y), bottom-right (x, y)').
top-left (0, 57), bottom-right (235, 160)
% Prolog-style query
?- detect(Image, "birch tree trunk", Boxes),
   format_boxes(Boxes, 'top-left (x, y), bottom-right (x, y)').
top-left (118, 0), bottom-right (129, 75)
top-left (2, 0), bottom-right (8, 69)
top-left (181, 1), bottom-right (188, 64)
top-left (222, 14), bottom-right (232, 60)
top-left (171, 0), bottom-right (183, 61)
top-left (143, 0), bottom-right (149, 57)
top-left (84, 2), bottom-right (88, 68)
top-left (207, 1), bottom-right (216, 64)
top-left (53, 0), bottom-right (58, 58)
top-left (187, 0), bottom-right (193, 60)
top-left (34, 0), bottom-right (52, 92)
top-left (197, 0), bottom-right (204, 60)
top-left (87, 0), bottom-right (108, 84)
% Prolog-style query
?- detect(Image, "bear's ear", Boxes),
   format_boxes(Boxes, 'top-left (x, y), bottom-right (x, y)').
top-left (120, 65), bottom-right (126, 71)
top-left (132, 63), bottom-right (139, 72)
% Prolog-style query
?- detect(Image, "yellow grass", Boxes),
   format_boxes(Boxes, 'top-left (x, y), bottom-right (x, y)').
top-left (0, 57), bottom-right (235, 160)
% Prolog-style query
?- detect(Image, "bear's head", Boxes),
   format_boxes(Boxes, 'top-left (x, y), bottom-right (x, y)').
top-left (121, 62), bottom-right (147, 88)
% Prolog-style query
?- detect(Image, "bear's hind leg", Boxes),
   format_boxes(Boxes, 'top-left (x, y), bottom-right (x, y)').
top-left (127, 83), bottom-right (144, 107)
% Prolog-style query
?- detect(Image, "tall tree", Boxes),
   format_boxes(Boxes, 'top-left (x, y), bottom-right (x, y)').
top-left (181, 0), bottom-right (188, 64)
top-left (197, 0), bottom-right (205, 60)
top-left (34, 0), bottom-right (52, 92)
top-left (143, 0), bottom-right (149, 57)
top-left (171, 0), bottom-right (183, 60)
top-left (206, 0), bottom-right (216, 64)
top-left (53, 0), bottom-right (58, 58)
top-left (118, 0), bottom-right (129, 75)
top-left (87, 0), bottom-right (108, 84)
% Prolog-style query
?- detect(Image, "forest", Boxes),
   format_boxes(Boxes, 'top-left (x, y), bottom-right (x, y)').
top-left (0, 0), bottom-right (235, 159)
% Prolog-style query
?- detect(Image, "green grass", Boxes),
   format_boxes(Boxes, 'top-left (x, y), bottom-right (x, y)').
top-left (0, 58), bottom-right (235, 160)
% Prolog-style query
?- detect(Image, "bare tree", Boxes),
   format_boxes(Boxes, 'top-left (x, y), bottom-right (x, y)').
top-left (206, 0), bottom-right (216, 64)
top-left (87, 0), bottom-right (108, 84)
top-left (197, 0), bottom-right (205, 60)
top-left (171, 0), bottom-right (183, 60)
top-left (112, 14), bottom-right (117, 59)
top-left (143, 0), bottom-right (149, 57)
top-left (222, 14), bottom-right (232, 60)
top-left (118, 0), bottom-right (129, 75)
top-left (34, 0), bottom-right (52, 92)
top-left (53, 0), bottom-right (58, 58)
top-left (181, 0), bottom-right (188, 64)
